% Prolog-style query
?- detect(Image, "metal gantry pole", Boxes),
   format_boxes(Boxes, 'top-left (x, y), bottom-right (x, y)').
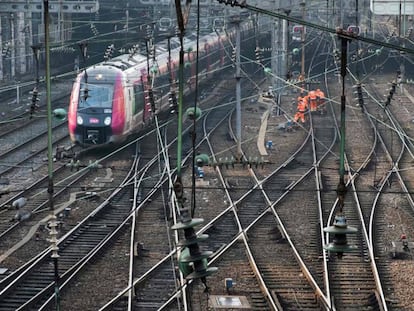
top-left (300, 1), bottom-right (305, 95)
top-left (31, 45), bottom-right (40, 86)
top-left (10, 13), bottom-right (15, 79)
top-left (0, 15), bottom-right (3, 81)
top-left (235, 17), bottom-right (242, 161)
top-left (44, 1), bottom-right (60, 310)
top-left (282, 11), bottom-right (289, 91)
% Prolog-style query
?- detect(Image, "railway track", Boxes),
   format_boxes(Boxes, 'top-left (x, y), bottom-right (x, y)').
top-left (0, 144), bottom-right (139, 310)
top-left (359, 76), bottom-right (414, 310)
top-left (2, 13), bottom-right (414, 311)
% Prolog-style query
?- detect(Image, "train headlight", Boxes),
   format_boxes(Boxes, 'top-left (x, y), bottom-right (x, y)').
top-left (77, 115), bottom-right (84, 125)
top-left (104, 116), bottom-right (111, 126)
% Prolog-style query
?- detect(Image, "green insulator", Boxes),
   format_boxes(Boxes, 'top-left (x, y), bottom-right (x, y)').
top-left (323, 215), bottom-right (358, 258)
top-left (178, 234), bottom-right (209, 247)
top-left (171, 218), bottom-right (204, 230)
top-left (186, 107), bottom-right (202, 120)
top-left (178, 248), bottom-right (193, 277)
top-left (375, 49), bottom-right (381, 55)
top-left (53, 108), bottom-right (67, 121)
top-left (264, 67), bottom-right (272, 74)
top-left (195, 153), bottom-right (210, 167)
top-left (184, 61), bottom-right (192, 68)
top-left (187, 263), bottom-right (218, 280)
top-left (292, 48), bottom-right (300, 55)
top-left (180, 250), bottom-right (213, 263)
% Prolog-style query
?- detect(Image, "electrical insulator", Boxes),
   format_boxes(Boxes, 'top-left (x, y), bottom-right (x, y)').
top-left (355, 83), bottom-right (364, 110)
top-left (90, 23), bottom-right (99, 36)
top-left (217, 0), bottom-right (244, 6)
top-left (407, 27), bottom-right (413, 38)
top-left (2, 42), bottom-right (11, 58)
top-left (396, 71), bottom-right (402, 84)
top-left (146, 25), bottom-right (153, 38)
top-left (145, 88), bottom-right (155, 112)
top-left (171, 210), bottom-right (217, 284)
top-left (390, 82), bottom-right (396, 95)
top-left (30, 87), bottom-right (40, 118)
top-left (104, 44), bottom-right (115, 61)
top-left (385, 81), bottom-right (397, 106)
top-left (255, 47), bottom-right (262, 63)
top-left (333, 49), bottom-right (340, 61)
top-left (128, 44), bottom-right (139, 59)
top-left (324, 215), bottom-right (358, 258)
top-left (231, 47), bottom-right (236, 62)
top-left (84, 88), bottom-right (89, 100)
top-left (168, 91), bottom-right (178, 114)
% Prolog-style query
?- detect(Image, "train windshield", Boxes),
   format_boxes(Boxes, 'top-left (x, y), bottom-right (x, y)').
top-left (78, 83), bottom-right (114, 108)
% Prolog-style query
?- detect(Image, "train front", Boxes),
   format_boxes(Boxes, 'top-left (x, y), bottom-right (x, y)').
top-left (68, 66), bottom-right (126, 146)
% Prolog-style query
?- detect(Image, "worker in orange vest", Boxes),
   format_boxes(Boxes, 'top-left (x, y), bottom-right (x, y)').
top-left (315, 88), bottom-right (326, 114)
top-left (308, 90), bottom-right (318, 112)
top-left (294, 96), bottom-right (307, 123)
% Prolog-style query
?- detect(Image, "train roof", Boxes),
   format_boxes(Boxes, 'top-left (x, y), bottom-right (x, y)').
top-left (87, 19), bottom-right (253, 75)
top-left (100, 53), bottom-right (147, 71)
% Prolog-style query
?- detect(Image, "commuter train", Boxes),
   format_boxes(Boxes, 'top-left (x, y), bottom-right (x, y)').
top-left (68, 18), bottom-right (255, 146)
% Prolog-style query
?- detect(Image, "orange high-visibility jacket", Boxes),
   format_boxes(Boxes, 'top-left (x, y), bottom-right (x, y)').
top-left (297, 99), bottom-right (307, 112)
